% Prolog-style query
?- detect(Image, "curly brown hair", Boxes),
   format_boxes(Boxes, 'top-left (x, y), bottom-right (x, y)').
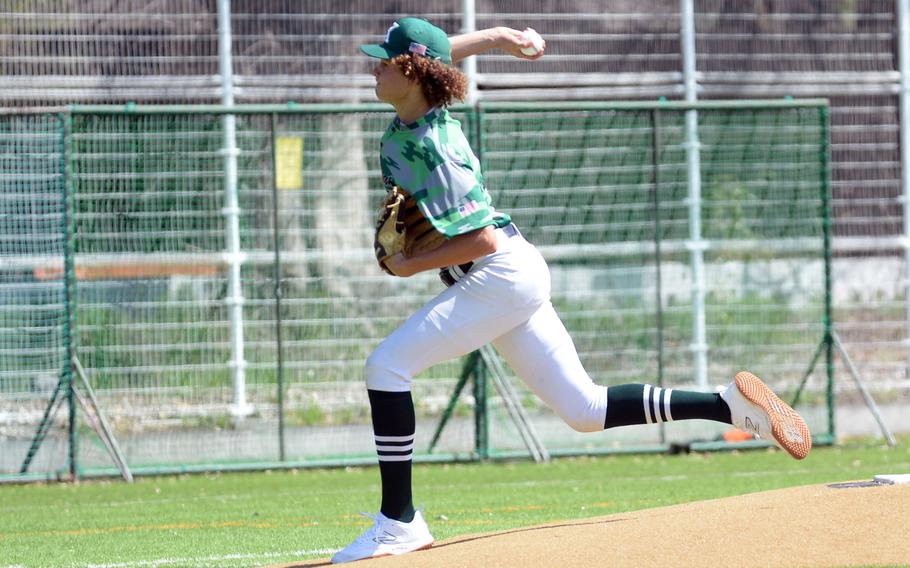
top-left (390, 54), bottom-right (468, 108)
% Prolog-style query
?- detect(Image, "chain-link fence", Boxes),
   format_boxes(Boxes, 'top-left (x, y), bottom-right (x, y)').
top-left (0, 101), bottom-right (834, 480)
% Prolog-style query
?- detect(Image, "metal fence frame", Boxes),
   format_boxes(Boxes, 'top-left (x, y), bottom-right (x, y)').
top-left (1, 99), bottom-right (837, 482)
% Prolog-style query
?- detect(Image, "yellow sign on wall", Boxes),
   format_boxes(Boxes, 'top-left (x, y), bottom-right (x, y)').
top-left (275, 136), bottom-right (303, 190)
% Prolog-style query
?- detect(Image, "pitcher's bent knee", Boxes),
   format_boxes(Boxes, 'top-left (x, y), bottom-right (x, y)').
top-left (551, 385), bottom-right (608, 433)
top-left (365, 347), bottom-right (412, 392)
top-left (560, 411), bottom-right (606, 433)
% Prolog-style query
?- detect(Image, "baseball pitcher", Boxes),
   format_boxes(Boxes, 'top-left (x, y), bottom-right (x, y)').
top-left (331, 17), bottom-right (811, 564)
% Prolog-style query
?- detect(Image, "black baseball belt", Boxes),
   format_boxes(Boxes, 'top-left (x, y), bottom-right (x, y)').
top-left (439, 223), bottom-right (521, 287)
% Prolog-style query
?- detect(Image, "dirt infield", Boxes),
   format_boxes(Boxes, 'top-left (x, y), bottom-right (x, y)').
top-left (287, 482), bottom-right (910, 567)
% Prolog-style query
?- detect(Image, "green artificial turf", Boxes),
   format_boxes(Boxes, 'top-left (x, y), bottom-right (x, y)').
top-left (1, 437), bottom-right (908, 568)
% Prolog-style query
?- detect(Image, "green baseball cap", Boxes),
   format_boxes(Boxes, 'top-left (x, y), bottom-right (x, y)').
top-left (361, 17), bottom-right (452, 65)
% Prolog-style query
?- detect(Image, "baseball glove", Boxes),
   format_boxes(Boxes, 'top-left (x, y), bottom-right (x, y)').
top-left (374, 186), bottom-right (448, 275)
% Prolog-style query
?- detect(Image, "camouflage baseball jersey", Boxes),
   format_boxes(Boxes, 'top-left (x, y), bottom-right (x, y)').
top-left (379, 107), bottom-right (511, 238)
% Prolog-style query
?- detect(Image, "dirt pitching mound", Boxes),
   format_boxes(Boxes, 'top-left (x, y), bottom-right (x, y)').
top-left (288, 482), bottom-right (910, 567)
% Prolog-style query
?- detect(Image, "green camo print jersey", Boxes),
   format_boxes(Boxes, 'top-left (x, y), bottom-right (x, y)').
top-left (379, 108), bottom-right (511, 238)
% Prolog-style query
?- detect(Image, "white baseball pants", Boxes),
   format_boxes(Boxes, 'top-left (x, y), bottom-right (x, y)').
top-left (366, 227), bottom-right (609, 432)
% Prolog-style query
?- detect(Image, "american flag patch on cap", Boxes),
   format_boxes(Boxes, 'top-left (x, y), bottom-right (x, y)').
top-left (409, 42), bottom-right (428, 56)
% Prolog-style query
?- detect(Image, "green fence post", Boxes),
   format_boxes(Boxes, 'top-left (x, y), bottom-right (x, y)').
top-left (650, 108), bottom-right (666, 444)
top-left (819, 104), bottom-right (835, 441)
top-left (473, 351), bottom-right (489, 460)
top-left (61, 111), bottom-right (79, 480)
top-left (270, 113), bottom-right (287, 462)
top-left (650, 109), bottom-right (665, 389)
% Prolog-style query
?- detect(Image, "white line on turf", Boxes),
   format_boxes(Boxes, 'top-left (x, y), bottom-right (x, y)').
top-left (45, 548), bottom-right (336, 568)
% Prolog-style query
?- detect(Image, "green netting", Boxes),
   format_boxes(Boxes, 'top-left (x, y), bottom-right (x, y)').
top-left (0, 113), bottom-right (71, 476)
top-left (69, 114), bottom-right (228, 413)
top-left (0, 101), bottom-right (832, 479)
top-left (70, 114), bottom-right (226, 255)
top-left (476, 103), bottom-right (829, 452)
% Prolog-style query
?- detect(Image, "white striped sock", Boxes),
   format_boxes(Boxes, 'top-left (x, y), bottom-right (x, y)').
top-left (651, 387), bottom-right (662, 423)
top-left (375, 433), bottom-right (414, 463)
top-left (642, 384), bottom-right (653, 424)
top-left (663, 388), bottom-right (674, 422)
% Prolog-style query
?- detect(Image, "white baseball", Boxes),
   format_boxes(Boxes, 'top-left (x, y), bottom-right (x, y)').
top-left (520, 28), bottom-right (544, 56)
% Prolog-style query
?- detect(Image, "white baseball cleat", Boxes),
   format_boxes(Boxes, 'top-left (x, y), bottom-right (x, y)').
top-left (720, 371), bottom-right (812, 460)
top-left (331, 510), bottom-right (434, 564)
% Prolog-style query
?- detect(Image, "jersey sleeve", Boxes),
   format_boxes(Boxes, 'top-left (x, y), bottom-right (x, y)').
top-left (411, 160), bottom-right (500, 238)
top-left (380, 111), bottom-right (510, 238)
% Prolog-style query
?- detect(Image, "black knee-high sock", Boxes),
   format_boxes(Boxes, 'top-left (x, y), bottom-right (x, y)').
top-left (368, 389), bottom-right (416, 522)
top-left (604, 384), bottom-right (731, 429)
